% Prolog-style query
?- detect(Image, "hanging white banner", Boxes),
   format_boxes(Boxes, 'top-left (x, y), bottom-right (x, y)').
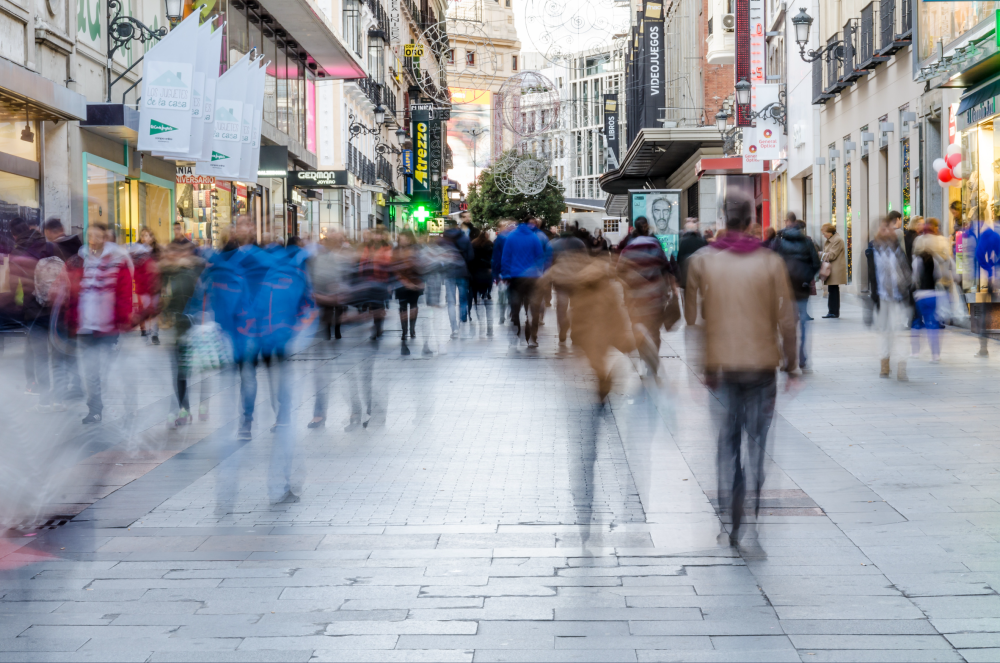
top-left (752, 83), bottom-right (782, 161)
top-left (742, 128), bottom-right (764, 173)
top-left (389, 0), bottom-right (402, 45)
top-left (238, 57), bottom-right (257, 182)
top-left (243, 58), bottom-right (267, 184)
top-left (200, 26), bottom-right (224, 162)
top-left (196, 52), bottom-right (251, 180)
top-left (137, 12), bottom-right (201, 153)
top-left (151, 20), bottom-right (217, 161)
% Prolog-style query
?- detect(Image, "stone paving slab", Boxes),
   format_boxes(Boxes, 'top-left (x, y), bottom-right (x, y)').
top-left (3, 300), bottom-right (1000, 661)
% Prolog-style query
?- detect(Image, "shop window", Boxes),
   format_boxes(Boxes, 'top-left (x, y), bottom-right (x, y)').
top-left (86, 161), bottom-right (126, 239)
top-left (0, 121), bottom-right (39, 161)
top-left (604, 218), bottom-right (617, 233)
top-left (0, 171), bottom-right (40, 251)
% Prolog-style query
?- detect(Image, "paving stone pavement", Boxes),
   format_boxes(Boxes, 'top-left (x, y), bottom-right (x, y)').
top-left (1, 297), bottom-right (1000, 662)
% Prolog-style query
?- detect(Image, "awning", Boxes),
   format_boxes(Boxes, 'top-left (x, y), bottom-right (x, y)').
top-left (600, 127), bottom-right (724, 215)
top-left (0, 57), bottom-right (87, 122)
top-left (957, 76), bottom-right (1000, 115)
top-left (80, 104), bottom-right (140, 146)
top-left (257, 0), bottom-right (366, 79)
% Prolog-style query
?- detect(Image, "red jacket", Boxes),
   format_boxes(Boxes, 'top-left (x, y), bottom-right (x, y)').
top-left (63, 244), bottom-right (134, 336)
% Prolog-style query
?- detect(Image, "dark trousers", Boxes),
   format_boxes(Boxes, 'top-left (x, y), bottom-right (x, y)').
top-left (827, 284), bottom-right (840, 316)
top-left (715, 370), bottom-right (777, 538)
top-left (509, 277), bottom-right (540, 342)
top-left (79, 333), bottom-right (118, 415)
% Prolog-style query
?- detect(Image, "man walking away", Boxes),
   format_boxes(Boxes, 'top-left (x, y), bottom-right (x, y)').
top-left (440, 219), bottom-right (473, 338)
top-left (684, 194), bottom-right (798, 547)
top-left (492, 220), bottom-right (514, 324)
top-left (501, 218), bottom-right (545, 348)
top-left (773, 214), bottom-right (820, 371)
top-left (677, 218), bottom-right (707, 293)
top-left (550, 228), bottom-right (587, 344)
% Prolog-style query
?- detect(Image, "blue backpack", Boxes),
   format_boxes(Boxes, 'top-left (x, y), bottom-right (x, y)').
top-left (253, 245), bottom-right (316, 355)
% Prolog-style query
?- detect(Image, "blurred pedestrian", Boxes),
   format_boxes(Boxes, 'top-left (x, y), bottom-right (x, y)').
top-left (64, 219), bottom-right (134, 424)
top-left (133, 227), bottom-right (161, 345)
top-left (311, 232), bottom-right (353, 342)
top-left (469, 227), bottom-right (494, 336)
top-left (393, 230), bottom-right (424, 354)
top-left (820, 223), bottom-right (845, 319)
top-left (550, 227), bottom-right (587, 344)
top-left (870, 216), bottom-right (912, 380)
top-left (501, 217), bottom-right (545, 348)
top-left (684, 193), bottom-right (798, 547)
top-left (911, 218), bottom-right (953, 362)
top-left (43, 217), bottom-right (83, 261)
top-left (773, 214), bottom-right (820, 371)
top-left (617, 217), bottom-right (678, 377)
top-left (677, 218), bottom-right (707, 294)
top-left (440, 219), bottom-right (473, 338)
top-left (357, 228), bottom-right (393, 340)
top-left (903, 215), bottom-right (924, 263)
top-left (159, 239), bottom-right (204, 426)
top-left (492, 220), bottom-right (514, 324)
top-left (9, 218), bottom-right (57, 398)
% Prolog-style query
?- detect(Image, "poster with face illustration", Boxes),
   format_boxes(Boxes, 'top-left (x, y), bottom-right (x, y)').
top-left (630, 189), bottom-right (681, 258)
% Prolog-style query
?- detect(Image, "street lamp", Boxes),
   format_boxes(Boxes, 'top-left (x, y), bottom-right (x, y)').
top-left (374, 105), bottom-right (386, 126)
top-left (791, 7), bottom-right (844, 62)
top-left (395, 126), bottom-right (407, 141)
top-left (715, 110), bottom-right (729, 133)
top-left (791, 7), bottom-right (812, 48)
top-left (735, 78), bottom-right (751, 106)
top-left (165, 0), bottom-right (183, 27)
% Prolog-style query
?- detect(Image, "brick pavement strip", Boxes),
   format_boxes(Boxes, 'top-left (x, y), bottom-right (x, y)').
top-left (2, 305), bottom-right (1000, 660)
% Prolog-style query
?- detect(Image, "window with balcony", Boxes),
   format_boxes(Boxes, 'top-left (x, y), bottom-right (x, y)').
top-left (447, 49), bottom-right (455, 64)
top-left (466, 50), bottom-right (475, 66)
top-left (343, 0), bottom-right (362, 56)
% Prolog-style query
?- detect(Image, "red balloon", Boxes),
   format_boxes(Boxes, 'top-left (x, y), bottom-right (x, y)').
top-left (938, 167), bottom-right (954, 183)
top-left (946, 153), bottom-right (962, 168)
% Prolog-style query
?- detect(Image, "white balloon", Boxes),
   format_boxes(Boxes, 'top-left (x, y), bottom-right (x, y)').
top-left (938, 179), bottom-right (952, 188)
top-left (951, 180), bottom-right (962, 188)
top-left (933, 158), bottom-right (947, 172)
top-left (952, 163), bottom-right (963, 179)
top-left (947, 143), bottom-right (962, 157)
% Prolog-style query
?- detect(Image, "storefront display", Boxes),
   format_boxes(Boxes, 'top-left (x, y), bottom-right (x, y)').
top-left (176, 168), bottom-right (231, 247)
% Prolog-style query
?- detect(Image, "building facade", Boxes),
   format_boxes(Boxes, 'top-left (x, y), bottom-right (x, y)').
top-left (0, 0), bottom-right (366, 251)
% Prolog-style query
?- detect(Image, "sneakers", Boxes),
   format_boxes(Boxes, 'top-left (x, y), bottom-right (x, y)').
top-left (175, 409), bottom-right (191, 426)
top-left (238, 421), bottom-right (252, 441)
top-left (271, 490), bottom-right (300, 505)
top-left (151, 335), bottom-right (160, 346)
top-left (24, 382), bottom-right (41, 396)
top-left (527, 339), bottom-right (539, 349)
top-left (82, 411), bottom-right (102, 424)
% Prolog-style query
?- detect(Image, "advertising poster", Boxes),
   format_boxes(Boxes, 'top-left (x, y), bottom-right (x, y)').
top-left (447, 88), bottom-right (492, 191)
top-left (630, 189), bottom-right (681, 258)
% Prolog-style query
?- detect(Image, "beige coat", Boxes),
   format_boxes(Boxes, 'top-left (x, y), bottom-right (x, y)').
top-left (822, 233), bottom-right (847, 286)
top-left (684, 246), bottom-right (798, 373)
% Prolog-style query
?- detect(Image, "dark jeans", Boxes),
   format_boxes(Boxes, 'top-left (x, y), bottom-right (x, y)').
top-left (509, 277), bottom-right (540, 342)
top-left (827, 284), bottom-right (840, 316)
top-left (714, 370), bottom-right (777, 538)
top-left (79, 333), bottom-right (119, 415)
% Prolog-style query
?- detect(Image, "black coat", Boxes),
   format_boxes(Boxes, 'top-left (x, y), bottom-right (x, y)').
top-left (676, 231), bottom-right (708, 288)
top-left (774, 227), bottom-right (821, 300)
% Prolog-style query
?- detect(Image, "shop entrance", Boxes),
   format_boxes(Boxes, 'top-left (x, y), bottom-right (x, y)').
top-left (84, 154), bottom-right (174, 247)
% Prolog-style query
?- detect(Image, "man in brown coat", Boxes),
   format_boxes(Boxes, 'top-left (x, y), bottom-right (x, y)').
top-left (684, 194), bottom-right (799, 547)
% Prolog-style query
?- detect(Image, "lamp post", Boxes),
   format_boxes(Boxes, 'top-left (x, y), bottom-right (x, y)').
top-left (164, 0), bottom-right (183, 27)
top-left (734, 78), bottom-right (751, 107)
top-left (791, 8), bottom-right (844, 63)
top-left (462, 127), bottom-right (489, 183)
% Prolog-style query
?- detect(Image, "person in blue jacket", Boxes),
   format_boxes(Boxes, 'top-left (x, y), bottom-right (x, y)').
top-left (492, 220), bottom-right (514, 324)
top-left (501, 218), bottom-right (545, 348)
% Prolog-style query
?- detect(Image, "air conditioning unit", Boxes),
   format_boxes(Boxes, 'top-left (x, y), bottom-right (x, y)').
top-left (722, 13), bottom-right (736, 31)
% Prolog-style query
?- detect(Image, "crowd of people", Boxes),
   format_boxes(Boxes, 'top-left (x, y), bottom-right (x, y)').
top-left (0, 196), bottom-right (989, 536)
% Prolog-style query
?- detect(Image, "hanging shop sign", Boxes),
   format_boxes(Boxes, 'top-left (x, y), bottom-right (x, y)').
top-left (403, 44), bottom-right (425, 58)
top-left (642, 1), bottom-right (663, 128)
top-left (603, 94), bottom-right (620, 164)
top-left (411, 110), bottom-right (432, 196)
top-left (137, 12), bottom-right (201, 153)
top-left (429, 117), bottom-right (444, 210)
top-left (287, 170), bottom-right (349, 187)
top-left (750, 83), bottom-right (781, 160)
top-left (742, 128), bottom-right (765, 173)
top-left (402, 149), bottom-right (413, 174)
top-left (389, 0), bottom-right (402, 45)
